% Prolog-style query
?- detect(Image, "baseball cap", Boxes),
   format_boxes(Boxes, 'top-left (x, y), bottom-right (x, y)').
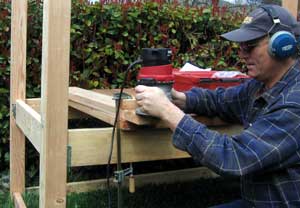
top-left (221, 5), bottom-right (300, 42)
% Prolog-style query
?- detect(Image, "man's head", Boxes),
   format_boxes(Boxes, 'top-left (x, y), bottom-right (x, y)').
top-left (221, 5), bottom-right (299, 43)
top-left (221, 5), bottom-right (299, 88)
top-left (222, 5), bottom-right (300, 59)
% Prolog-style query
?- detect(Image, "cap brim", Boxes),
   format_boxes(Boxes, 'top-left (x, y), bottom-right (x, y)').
top-left (221, 28), bottom-right (267, 42)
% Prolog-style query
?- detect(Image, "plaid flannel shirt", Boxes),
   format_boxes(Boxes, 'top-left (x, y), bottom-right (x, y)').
top-left (173, 60), bottom-right (300, 207)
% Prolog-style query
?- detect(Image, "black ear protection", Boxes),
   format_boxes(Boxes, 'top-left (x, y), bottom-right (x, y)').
top-left (260, 5), bottom-right (297, 59)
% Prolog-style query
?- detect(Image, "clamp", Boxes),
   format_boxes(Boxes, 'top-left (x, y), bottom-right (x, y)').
top-left (113, 166), bottom-right (133, 183)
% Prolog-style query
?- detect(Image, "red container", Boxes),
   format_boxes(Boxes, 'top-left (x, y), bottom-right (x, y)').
top-left (137, 64), bottom-right (174, 82)
top-left (173, 70), bottom-right (249, 91)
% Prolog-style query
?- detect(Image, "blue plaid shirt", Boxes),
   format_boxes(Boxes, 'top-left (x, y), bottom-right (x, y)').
top-left (173, 60), bottom-right (300, 207)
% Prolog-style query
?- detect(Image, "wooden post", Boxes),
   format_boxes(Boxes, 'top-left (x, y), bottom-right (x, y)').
top-left (39, 0), bottom-right (71, 207)
top-left (282, 0), bottom-right (300, 18)
top-left (10, 0), bottom-right (27, 195)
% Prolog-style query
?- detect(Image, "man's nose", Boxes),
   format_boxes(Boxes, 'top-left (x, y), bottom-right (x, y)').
top-left (238, 49), bottom-right (249, 59)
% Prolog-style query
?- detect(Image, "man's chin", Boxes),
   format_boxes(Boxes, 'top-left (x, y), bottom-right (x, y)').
top-left (245, 69), bottom-right (256, 78)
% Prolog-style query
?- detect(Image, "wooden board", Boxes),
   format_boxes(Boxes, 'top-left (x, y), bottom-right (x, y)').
top-left (69, 87), bottom-right (230, 130)
top-left (39, 0), bottom-right (71, 207)
top-left (69, 125), bottom-right (243, 167)
top-left (69, 87), bottom-right (116, 125)
top-left (68, 127), bottom-right (186, 166)
top-left (10, 0), bottom-right (27, 195)
top-left (27, 167), bottom-right (218, 194)
top-left (13, 192), bottom-right (27, 208)
top-left (15, 100), bottom-right (41, 152)
top-left (26, 98), bottom-right (91, 119)
top-left (282, 0), bottom-right (299, 18)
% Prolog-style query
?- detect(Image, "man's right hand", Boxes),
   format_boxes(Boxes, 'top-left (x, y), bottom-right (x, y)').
top-left (171, 89), bottom-right (186, 110)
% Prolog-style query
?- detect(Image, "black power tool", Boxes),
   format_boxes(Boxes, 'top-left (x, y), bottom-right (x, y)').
top-left (136, 48), bottom-right (174, 116)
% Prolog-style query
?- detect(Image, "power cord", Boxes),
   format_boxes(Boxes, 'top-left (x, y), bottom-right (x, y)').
top-left (106, 58), bottom-right (143, 208)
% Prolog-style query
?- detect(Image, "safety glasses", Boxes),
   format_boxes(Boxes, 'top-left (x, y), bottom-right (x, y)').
top-left (239, 36), bottom-right (267, 53)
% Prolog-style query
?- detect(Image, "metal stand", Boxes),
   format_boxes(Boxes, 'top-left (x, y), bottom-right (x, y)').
top-left (112, 92), bottom-right (133, 208)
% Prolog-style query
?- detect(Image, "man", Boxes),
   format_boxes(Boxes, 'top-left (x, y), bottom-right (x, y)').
top-left (135, 5), bottom-right (300, 207)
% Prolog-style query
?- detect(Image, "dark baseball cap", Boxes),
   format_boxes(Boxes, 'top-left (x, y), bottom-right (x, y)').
top-left (221, 5), bottom-right (300, 42)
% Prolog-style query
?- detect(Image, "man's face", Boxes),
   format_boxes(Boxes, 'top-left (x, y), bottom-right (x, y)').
top-left (238, 37), bottom-right (276, 84)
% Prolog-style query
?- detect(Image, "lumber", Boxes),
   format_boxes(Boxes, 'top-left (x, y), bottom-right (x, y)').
top-left (39, 0), bottom-right (71, 207)
top-left (10, 0), bottom-right (27, 195)
top-left (68, 128), bottom-right (186, 166)
top-left (13, 192), bottom-right (27, 208)
top-left (282, 0), bottom-right (299, 18)
top-left (69, 87), bottom-right (231, 129)
top-left (69, 87), bottom-right (116, 125)
top-left (26, 98), bottom-right (90, 119)
top-left (25, 98), bottom-right (41, 113)
top-left (27, 167), bottom-right (219, 193)
top-left (68, 125), bottom-right (243, 167)
top-left (15, 100), bottom-right (42, 152)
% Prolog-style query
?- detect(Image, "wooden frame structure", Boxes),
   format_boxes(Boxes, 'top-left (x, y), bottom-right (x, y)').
top-left (9, 0), bottom-right (299, 207)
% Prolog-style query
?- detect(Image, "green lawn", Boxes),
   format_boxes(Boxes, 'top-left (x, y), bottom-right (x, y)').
top-left (1, 177), bottom-right (240, 208)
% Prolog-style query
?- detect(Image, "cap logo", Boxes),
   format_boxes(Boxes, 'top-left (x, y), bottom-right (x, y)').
top-left (243, 16), bottom-right (253, 24)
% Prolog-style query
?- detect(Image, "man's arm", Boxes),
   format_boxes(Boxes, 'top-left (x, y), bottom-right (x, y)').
top-left (173, 104), bottom-right (300, 176)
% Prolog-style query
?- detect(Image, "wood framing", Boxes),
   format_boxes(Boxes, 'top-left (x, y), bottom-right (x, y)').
top-left (10, 1), bottom-right (299, 208)
top-left (27, 167), bottom-right (218, 194)
top-left (282, 0), bottom-right (300, 18)
top-left (10, 0), bottom-right (27, 195)
top-left (15, 100), bottom-right (42, 152)
top-left (26, 98), bottom-right (90, 119)
top-left (39, 0), bottom-right (71, 207)
top-left (69, 125), bottom-right (242, 166)
top-left (69, 87), bottom-right (116, 125)
top-left (13, 192), bottom-right (27, 208)
top-left (69, 87), bottom-right (230, 129)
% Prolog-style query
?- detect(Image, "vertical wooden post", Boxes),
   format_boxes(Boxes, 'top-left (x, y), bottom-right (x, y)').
top-left (282, 0), bottom-right (300, 18)
top-left (39, 0), bottom-right (71, 207)
top-left (10, 0), bottom-right (27, 195)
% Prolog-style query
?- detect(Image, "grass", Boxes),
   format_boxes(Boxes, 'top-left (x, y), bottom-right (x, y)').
top-left (0, 177), bottom-right (240, 208)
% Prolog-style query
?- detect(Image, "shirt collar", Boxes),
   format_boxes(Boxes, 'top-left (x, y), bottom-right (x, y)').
top-left (257, 59), bottom-right (300, 104)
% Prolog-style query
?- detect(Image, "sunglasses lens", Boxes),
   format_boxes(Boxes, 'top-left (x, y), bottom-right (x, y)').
top-left (240, 42), bottom-right (256, 53)
top-left (239, 37), bottom-right (266, 53)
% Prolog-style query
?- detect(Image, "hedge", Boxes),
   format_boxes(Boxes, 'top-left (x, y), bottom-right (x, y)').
top-left (0, 0), bottom-right (246, 176)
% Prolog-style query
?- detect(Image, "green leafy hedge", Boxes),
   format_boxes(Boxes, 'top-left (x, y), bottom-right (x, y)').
top-left (0, 0), bottom-right (246, 174)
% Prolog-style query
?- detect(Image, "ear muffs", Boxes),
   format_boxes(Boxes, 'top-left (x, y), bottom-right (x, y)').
top-left (268, 31), bottom-right (297, 59)
top-left (261, 5), bottom-right (298, 59)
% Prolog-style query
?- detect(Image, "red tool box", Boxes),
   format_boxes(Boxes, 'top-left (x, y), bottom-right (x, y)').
top-left (172, 70), bottom-right (250, 91)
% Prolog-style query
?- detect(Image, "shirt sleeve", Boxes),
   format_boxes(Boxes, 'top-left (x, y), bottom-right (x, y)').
top-left (173, 103), bottom-right (300, 176)
top-left (184, 81), bottom-right (254, 123)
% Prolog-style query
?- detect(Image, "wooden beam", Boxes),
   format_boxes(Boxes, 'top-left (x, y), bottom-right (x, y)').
top-left (13, 192), bottom-right (27, 208)
top-left (25, 98), bottom-right (40, 113)
top-left (26, 98), bottom-right (91, 119)
top-left (15, 100), bottom-right (42, 152)
top-left (27, 167), bottom-right (219, 193)
top-left (66, 167), bottom-right (218, 193)
top-left (69, 125), bottom-right (243, 167)
top-left (10, 0), bottom-right (27, 195)
top-left (69, 87), bottom-right (116, 125)
top-left (69, 87), bottom-right (231, 129)
top-left (69, 128), bottom-right (186, 166)
top-left (39, 0), bottom-right (71, 207)
top-left (282, 0), bottom-right (299, 18)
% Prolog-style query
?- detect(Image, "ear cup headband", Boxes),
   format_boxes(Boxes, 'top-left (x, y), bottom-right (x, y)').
top-left (260, 5), bottom-right (297, 59)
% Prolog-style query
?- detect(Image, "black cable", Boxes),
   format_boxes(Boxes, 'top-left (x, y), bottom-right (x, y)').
top-left (106, 58), bottom-right (143, 208)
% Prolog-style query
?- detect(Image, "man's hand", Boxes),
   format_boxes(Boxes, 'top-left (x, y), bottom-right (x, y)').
top-left (135, 85), bottom-right (185, 130)
top-left (135, 85), bottom-right (170, 118)
top-left (171, 89), bottom-right (186, 110)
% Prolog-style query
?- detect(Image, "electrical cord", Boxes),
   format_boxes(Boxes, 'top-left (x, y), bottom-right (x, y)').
top-left (106, 58), bottom-right (143, 208)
